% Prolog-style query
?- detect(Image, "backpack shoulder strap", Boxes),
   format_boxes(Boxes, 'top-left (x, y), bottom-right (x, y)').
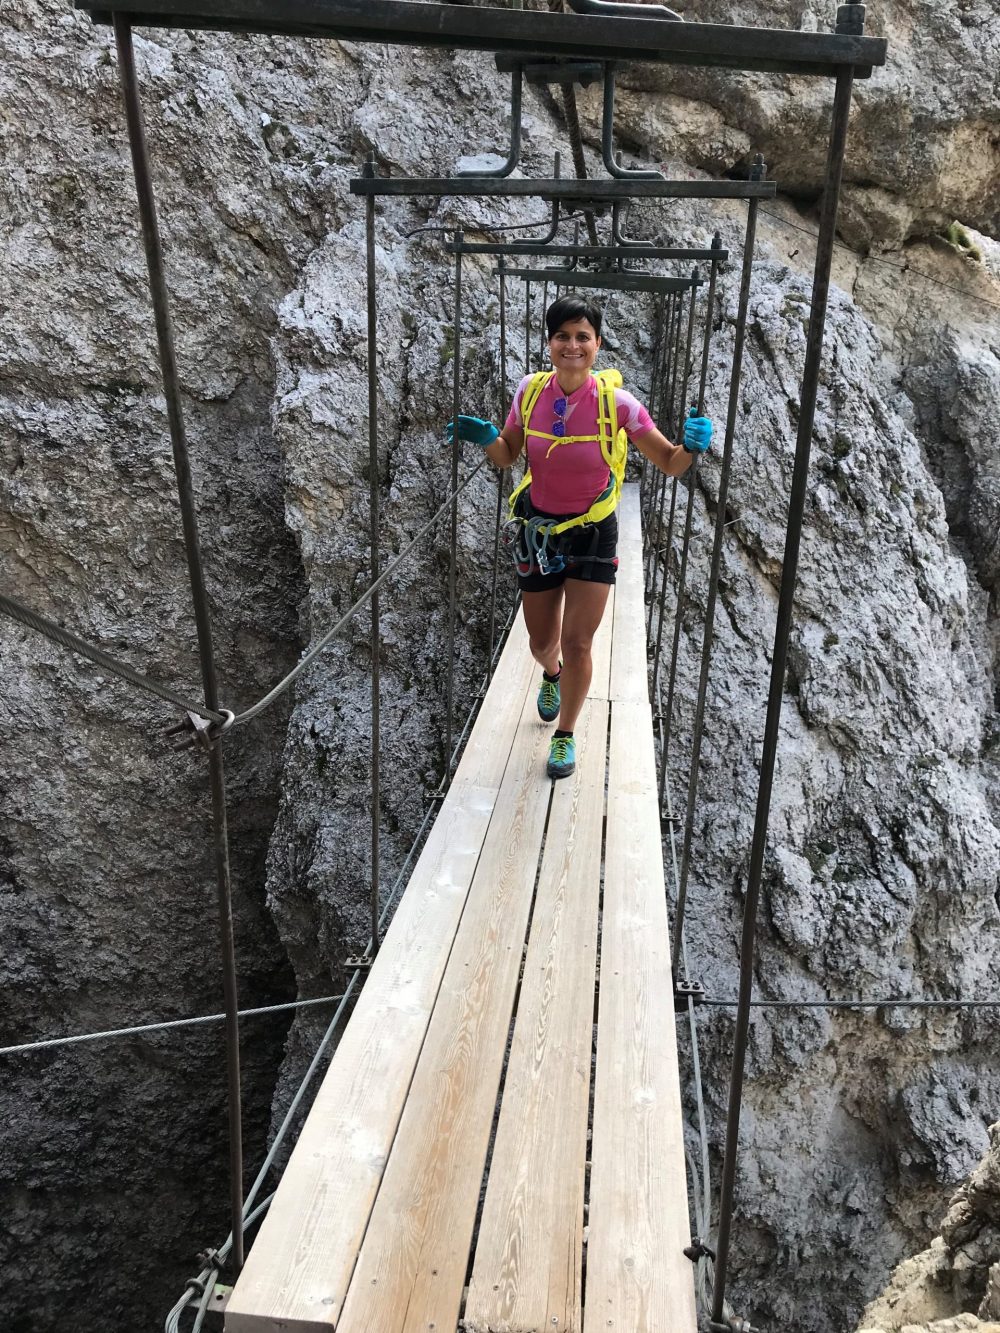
top-left (594, 368), bottom-right (628, 476)
top-left (519, 370), bottom-right (554, 434)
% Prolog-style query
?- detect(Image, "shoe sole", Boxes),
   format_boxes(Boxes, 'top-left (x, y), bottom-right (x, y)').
top-left (547, 763), bottom-right (575, 780)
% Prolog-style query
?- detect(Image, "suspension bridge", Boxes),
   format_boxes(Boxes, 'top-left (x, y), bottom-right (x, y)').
top-left (224, 488), bottom-right (695, 1332)
top-left (0, 4), bottom-right (899, 1332)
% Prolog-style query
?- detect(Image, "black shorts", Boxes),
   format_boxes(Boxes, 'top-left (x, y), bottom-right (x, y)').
top-left (515, 501), bottom-right (619, 593)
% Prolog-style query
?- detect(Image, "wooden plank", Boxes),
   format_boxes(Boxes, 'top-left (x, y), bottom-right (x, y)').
top-left (464, 697), bottom-right (608, 1333)
top-left (584, 699), bottom-right (697, 1333)
top-left (587, 586), bottom-right (614, 702)
top-left (610, 485), bottom-right (649, 704)
top-left (226, 617), bottom-right (537, 1333)
top-left (334, 681), bottom-right (554, 1333)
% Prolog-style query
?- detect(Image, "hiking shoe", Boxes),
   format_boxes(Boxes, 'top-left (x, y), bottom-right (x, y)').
top-left (547, 734), bottom-right (576, 780)
top-left (537, 673), bottom-right (561, 722)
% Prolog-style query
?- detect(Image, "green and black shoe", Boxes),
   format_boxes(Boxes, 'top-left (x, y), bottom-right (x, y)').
top-left (547, 732), bottom-right (576, 780)
top-left (537, 667), bottom-right (561, 723)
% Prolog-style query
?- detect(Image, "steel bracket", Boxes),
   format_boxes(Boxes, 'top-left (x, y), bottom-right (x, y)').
top-left (495, 53), bottom-right (603, 89)
top-left (167, 710), bottom-right (216, 755)
top-left (674, 978), bottom-right (706, 1006)
top-left (344, 955), bottom-right (374, 973)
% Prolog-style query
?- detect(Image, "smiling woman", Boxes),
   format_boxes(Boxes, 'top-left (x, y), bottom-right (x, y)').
top-left (448, 292), bottom-right (713, 780)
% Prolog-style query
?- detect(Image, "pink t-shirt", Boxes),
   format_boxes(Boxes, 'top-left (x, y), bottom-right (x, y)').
top-left (504, 374), bottom-right (655, 514)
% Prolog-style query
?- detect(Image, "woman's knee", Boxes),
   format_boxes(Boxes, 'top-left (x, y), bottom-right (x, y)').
top-left (529, 632), bottom-right (561, 659)
top-left (561, 634), bottom-right (593, 667)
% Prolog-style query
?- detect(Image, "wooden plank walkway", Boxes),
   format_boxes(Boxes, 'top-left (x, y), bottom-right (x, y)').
top-left (226, 485), bottom-right (696, 1333)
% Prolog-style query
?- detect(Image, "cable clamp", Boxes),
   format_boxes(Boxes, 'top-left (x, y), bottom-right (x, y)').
top-left (684, 1236), bottom-right (716, 1263)
top-left (196, 1247), bottom-right (227, 1274)
top-left (166, 708), bottom-right (235, 755)
top-left (343, 955), bottom-right (374, 973)
top-left (674, 978), bottom-right (706, 1007)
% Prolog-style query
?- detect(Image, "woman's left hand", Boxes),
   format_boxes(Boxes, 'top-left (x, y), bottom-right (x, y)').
top-left (447, 416), bottom-right (500, 448)
top-left (682, 407), bottom-right (713, 454)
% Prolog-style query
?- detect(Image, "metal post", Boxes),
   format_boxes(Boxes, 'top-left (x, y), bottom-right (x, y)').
top-left (645, 294), bottom-right (675, 600)
top-left (663, 278), bottom-right (687, 438)
top-left (641, 294), bottom-right (666, 525)
top-left (364, 157), bottom-right (381, 954)
top-left (672, 164), bottom-right (763, 976)
top-left (647, 291), bottom-right (685, 643)
top-left (657, 259), bottom-right (717, 765)
top-left (651, 271), bottom-right (699, 706)
top-left (524, 279), bottom-right (531, 372)
top-left (443, 233), bottom-right (463, 778)
top-left (711, 70), bottom-right (855, 1321)
top-left (112, 15), bottom-right (244, 1269)
top-left (485, 257), bottom-right (509, 681)
top-left (539, 280), bottom-right (549, 363)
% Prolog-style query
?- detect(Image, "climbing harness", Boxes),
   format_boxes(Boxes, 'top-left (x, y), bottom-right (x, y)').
top-left (504, 367), bottom-right (628, 576)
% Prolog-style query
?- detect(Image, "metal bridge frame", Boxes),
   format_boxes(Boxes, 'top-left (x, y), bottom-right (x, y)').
top-left (59, 2), bottom-right (885, 1326)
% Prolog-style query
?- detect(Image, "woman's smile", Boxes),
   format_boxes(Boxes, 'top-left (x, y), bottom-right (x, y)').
top-left (549, 317), bottom-right (602, 391)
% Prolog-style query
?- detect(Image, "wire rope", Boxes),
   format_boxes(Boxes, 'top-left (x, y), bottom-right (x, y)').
top-left (232, 458), bottom-right (489, 726)
top-left (703, 996), bottom-right (1000, 1010)
top-left (758, 206), bottom-right (1000, 313)
top-left (0, 593), bottom-right (224, 725)
top-left (0, 993), bottom-right (352, 1059)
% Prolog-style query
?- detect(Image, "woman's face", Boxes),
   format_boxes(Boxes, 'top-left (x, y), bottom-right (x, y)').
top-left (548, 317), bottom-right (601, 377)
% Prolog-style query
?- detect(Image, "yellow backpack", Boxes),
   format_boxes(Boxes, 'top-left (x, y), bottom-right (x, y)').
top-left (507, 367), bottom-right (629, 534)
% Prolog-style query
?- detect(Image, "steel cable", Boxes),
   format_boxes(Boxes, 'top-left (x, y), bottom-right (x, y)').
top-left (232, 458), bottom-right (489, 726)
top-left (0, 993), bottom-right (350, 1059)
top-left (0, 593), bottom-right (225, 724)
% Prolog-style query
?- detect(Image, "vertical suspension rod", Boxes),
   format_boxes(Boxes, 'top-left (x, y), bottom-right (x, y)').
top-left (485, 257), bottom-right (509, 681)
top-left (647, 292), bottom-right (684, 644)
top-left (645, 293), bottom-right (676, 600)
top-left (443, 233), bottom-right (463, 777)
top-left (711, 71), bottom-right (855, 1322)
top-left (651, 271), bottom-right (699, 706)
top-left (657, 252), bottom-right (720, 768)
top-left (670, 169), bottom-right (763, 975)
top-left (640, 294), bottom-right (667, 528)
top-left (524, 279), bottom-right (532, 373)
top-left (112, 15), bottom-right (244, 1269)
top-left (364, 160), bottom-right (381, 954)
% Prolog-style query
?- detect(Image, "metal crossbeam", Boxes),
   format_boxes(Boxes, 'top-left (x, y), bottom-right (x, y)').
top-left (75, 1), bottom-right (886, 77)
top-left (501, 266), bottom-right (698, 295)
top-left (446, 241), bottom-right (731, 261)
top-left (350, 178), bottom-right (778, 200)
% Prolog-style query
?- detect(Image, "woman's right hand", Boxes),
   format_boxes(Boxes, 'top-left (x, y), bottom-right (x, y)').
top-left (446, 416), bottom-right (500, 448)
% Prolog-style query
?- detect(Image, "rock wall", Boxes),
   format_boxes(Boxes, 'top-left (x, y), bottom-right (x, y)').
top-left (2, 2), bottom-right (998, 1331)
top-left (856, 1121), bottom-right (1000, 1331)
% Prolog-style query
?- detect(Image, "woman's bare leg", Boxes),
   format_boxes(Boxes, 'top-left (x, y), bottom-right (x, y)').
top-left (557, 579), bottom-right (612, 732)
top-left (521, 587), bottom-right (564, 676)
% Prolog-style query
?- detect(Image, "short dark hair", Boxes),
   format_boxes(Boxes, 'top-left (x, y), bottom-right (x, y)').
top-left (545, 293), bottom-right (603, 340)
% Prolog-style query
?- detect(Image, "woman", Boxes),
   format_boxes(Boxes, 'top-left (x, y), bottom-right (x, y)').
top-left (449, 293), bottom-right (712, 780)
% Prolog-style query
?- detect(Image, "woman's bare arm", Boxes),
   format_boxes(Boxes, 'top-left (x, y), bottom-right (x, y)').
top-left (631, 426), bottom-right (694, 478)
top-left (485, 423), bottom-right (524, 468)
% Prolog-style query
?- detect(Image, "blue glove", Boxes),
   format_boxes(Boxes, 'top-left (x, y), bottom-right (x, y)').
top-left (682, 407), bottom-right (713, 454)
top-left (446, 415), bottom-right (500, 448)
